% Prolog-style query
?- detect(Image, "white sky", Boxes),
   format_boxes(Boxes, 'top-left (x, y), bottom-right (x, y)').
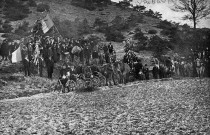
top-left (112, 0), bottom-right (210, 28)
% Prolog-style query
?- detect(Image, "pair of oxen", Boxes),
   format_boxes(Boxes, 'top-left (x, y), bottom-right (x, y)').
top-left (56, 61), bottom-right (132, 92)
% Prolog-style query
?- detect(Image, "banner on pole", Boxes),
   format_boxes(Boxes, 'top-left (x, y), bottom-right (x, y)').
top-left (12, 46), bottom-right (22, 63)
top-left (41, 14), bottom-right (54, 34)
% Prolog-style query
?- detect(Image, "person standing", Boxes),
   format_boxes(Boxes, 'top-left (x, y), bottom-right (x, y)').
top-left (103, 44), bottom-right (108, 54)
top-left (204, 47), bottom-right (210, 77)
top-left (108, 42), bottom-right (114, 54)
top-left (21, 42), bottom-right (31, 76)
top-left (152, 64), bottom-right (159, 79)
top-left (59, 63), bottom-right (69, 93)
top-left (46, 57), bottom-right (54, 79)
top-left (143, 64), bottom-right (149, 80)
top-left (133, 59), bottom-right (143, 80)
top-left (159, 63), bottom-right (165, 79)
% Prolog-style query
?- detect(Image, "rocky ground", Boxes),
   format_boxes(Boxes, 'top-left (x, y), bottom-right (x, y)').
top-left (0, 77), bottom-right (209, 135)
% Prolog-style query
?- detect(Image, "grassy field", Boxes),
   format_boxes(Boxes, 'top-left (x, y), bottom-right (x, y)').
top-left (0, 78), bottom-right (209, 134)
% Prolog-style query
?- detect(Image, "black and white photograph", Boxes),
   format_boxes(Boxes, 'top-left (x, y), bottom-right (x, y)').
top-left (0, 0), bottom-right (210, 134)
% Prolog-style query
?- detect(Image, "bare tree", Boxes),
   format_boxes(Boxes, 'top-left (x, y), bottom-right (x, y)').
top-left (172, 0), bottom-right (210, 29)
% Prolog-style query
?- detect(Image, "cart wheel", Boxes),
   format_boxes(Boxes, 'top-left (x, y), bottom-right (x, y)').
top-left (85, 78), bottom-right (92, 88)
top-left (99, 75), bottom-right (106, 86)
top-left (68, 80), bottom-right (76, 91)
top-left (61, 85), bottom-right (66, 93)
top-left (76, 79), bottom-right (85, 90)
top-left (55, 80), bottom-right (62, 92)
top-left (92, 76), bottom-right (100, 88)
top-left (129, 74), bottom-right (135, 82)
top-left (113, 73), bottom-right (119, 85)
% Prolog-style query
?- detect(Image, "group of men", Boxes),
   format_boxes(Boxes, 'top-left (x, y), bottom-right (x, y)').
top-left (16, 35), bottom-right (117, 79)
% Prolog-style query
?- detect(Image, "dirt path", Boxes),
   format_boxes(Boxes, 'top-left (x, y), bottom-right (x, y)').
top-left (0, 78), bottom-right (209, 134)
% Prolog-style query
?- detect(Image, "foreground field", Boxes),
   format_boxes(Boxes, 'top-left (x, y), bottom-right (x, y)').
top-left (0, 78), bottom-right (210, 135)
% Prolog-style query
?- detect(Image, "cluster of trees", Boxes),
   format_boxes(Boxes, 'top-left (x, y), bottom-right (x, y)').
top-left (0, 20), bottom-right (13, 33)
top-left (0, 20), bottom-right (31, 40)
top-left (93, 13), bottom-right (144, 42)
top-left (172, 0), bottom-right (210, 29)
top-left (148, 35), bottom-right (173, 58)
top-left (132, 28), bottom-right (148, 52)
top-left (49, 4), bottom-right (160, 43)
top-left (71, 0), bottom-right (111, 11)
top-left (36, 3), bottom-right (50, 12)
top-left (158, 20), bottom-right (178, 39)
top-left (0, 0), bottom-right (36, 21)
top-left (143, 9), bottom-right (162, 19)
top-left (116, 0), bottom-right (133, 9)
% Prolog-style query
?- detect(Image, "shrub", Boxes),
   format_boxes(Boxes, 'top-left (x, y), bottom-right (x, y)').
top-left (1, 33), bottom-right (21, 41)
top-left (126, 13), bottom-right (144, 28)
top-left (133, 5), bottom-right (146, 12)
top-left (160, 29), bottom-right (170, 36)
top-left (93, 18), bottom-right (108, 33)
top-left (0, 0), bottom-right (3, 8)
top-left (133, 43), bottom-right (147, 52)
top-left (105, 29), bottom-right (125, 42)
top-left (4, 9), bottom-right (29, 21)
top-left (3, 0), bottom-right (31, 21)
top-left (111, 15), bottom-right (129, 31)
top-left (37, 3), bottom-right (50, 12)
top-left (1, 22), bottom-right (13, 33)
top-left (71, 0), bottom-right (96, 11)
top-left (134, 28), bottom-right (147, 42)
top-left (149, 35), bottom-right (172, 58)
top-left (154, 12), bottom-right (162, 19)
top-left (148, 29), bottom-right (157, 34)
top-left (53, 18), bottom-right (80, 38)
top-left (28, 0), bottom-right (37, 7)
top-left (156, 20), bottom-right (172, 29)
top-left (78, 18), bottom-right (92, 35)
top-left (116, 0), bottom-right (132, 9)
top-left (15, 21), bottom-right (30, 37)
top-left (133, 28), bottom-right (148, 52)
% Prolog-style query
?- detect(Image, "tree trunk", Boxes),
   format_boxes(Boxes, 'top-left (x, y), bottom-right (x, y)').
top-left (193, 18), bottom-right (196, 29)
top-left (193, 0), bottom-right (196, 29)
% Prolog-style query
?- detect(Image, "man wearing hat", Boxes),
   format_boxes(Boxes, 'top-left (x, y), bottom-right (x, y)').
top-left (133, 58), bottom-right (143, 80)
top-left (46, 56), bottom-right (54, 79)
top-left (143, 64), bottom-right (149, 80)
top-left (108, 42), bottom-right (114, 55)
top-left (59, 63), bottom-right (69, 93)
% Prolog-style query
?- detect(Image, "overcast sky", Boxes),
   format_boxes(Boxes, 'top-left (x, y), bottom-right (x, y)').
top-left (112, 0), bottom-right (210, 28)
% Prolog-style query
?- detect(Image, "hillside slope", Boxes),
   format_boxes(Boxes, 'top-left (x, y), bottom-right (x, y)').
top-left (3, 0), bottom-right (162, 38)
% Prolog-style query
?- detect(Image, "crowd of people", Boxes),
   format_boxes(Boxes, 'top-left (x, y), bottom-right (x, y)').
top-left (0, 34), bottom-right (210, 90)
top-left (12, 35), bottom-right (117, 79)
